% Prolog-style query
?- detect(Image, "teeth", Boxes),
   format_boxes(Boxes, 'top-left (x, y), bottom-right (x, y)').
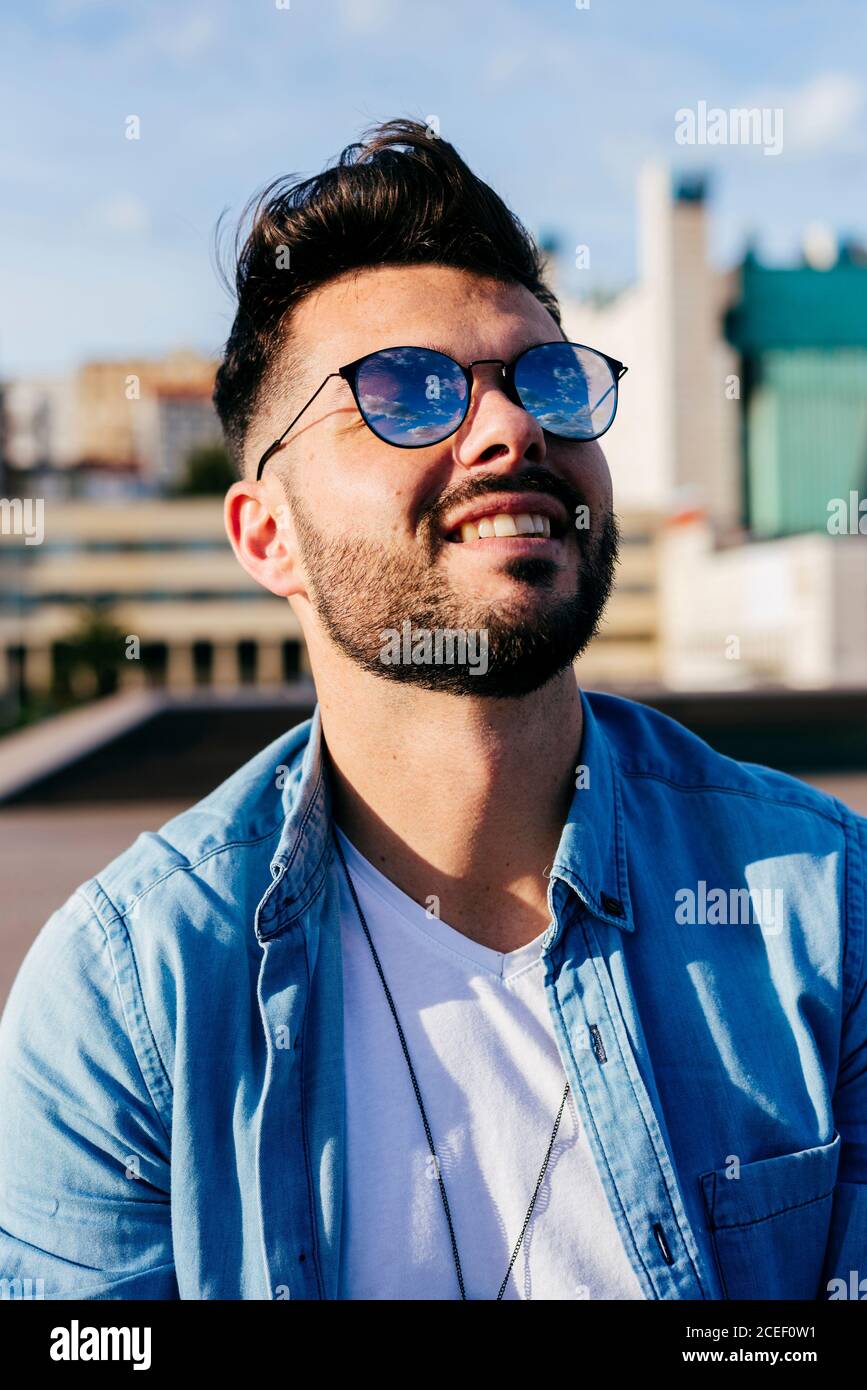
top-left (455, 512), bottom-right (552, 542)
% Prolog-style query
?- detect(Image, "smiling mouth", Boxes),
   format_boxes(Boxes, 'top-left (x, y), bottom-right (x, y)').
top-left (445, 510), bottom-right (566, 543)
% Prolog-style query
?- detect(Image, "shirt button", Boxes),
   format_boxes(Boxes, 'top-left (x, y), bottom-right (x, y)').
top-left (600, 892), bottom-right (624, 917)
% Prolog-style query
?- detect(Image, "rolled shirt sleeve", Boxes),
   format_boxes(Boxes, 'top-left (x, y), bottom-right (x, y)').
top-left (0, 889), bottom-right (178, 1300)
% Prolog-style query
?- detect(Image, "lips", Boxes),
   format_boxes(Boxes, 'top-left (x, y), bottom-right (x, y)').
top-left (456, 511), bottom-right (552, 542)
top-left (442, 493), bottom-right (569, 542)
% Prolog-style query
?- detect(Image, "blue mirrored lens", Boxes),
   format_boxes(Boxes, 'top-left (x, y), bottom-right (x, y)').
top-left (354, 348), bottom-right (468, 446)
top-left (513, 343), bottom-right (617, 439)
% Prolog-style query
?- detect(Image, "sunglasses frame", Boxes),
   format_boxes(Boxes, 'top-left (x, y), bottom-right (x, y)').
top-left (256, 340), bottom-right (628, 480)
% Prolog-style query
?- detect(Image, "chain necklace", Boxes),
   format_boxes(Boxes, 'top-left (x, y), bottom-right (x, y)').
top-left (334, 829), bottom-right (571, 1301)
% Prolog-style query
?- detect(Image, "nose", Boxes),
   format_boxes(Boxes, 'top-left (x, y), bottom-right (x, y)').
top-left (453, 362), bottom-right (546, 471)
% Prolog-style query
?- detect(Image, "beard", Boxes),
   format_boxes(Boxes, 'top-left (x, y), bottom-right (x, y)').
top-left (286, 467), bottom-right (620, 698)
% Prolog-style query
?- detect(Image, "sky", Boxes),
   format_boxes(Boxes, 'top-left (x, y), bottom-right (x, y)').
top-left (1, 0), bottom-right (866, 376)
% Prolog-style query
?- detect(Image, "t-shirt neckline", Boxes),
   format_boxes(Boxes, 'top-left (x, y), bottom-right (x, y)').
top-left (334, 824), bottom-right (547, 981)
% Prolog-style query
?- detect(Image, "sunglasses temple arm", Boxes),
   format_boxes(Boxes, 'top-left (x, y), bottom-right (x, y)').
top-left (256, 374), bottom-right (338, 481)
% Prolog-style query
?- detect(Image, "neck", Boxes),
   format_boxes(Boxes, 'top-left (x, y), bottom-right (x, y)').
top-left (313, 647), bottom-right (583, 953)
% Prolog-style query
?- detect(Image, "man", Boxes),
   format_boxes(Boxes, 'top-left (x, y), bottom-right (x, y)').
top-left (0, 119), bottom-right (864, 1301)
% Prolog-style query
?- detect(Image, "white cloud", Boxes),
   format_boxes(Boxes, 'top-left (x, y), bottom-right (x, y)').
top-left (483, 39), bottom-right (578, 88)
top-left (92, 193), bottom-right (150, 234)
top-left (338, 0), bottom-right (393, 34)
top-left (152, 12), bottom-right (217, 60)
top-left (784, 72), bottom-right (865, 154)
top-left (484, 48), bottom-right (526, 86)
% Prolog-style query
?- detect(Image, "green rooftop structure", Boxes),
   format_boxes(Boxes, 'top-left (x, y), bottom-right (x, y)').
top-left (724, 247), bottom-right (867, 537)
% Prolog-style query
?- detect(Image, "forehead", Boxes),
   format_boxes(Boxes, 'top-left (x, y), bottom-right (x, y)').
top-left (287, 263), bottom-right (560, 375)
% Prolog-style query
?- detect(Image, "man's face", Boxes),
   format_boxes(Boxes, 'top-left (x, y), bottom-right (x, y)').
top-left (259, 263), bottom-right (618, 697)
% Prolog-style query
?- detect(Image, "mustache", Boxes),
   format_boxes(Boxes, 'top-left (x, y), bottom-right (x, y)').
top-left (424, 466), bottom-right (588, 535)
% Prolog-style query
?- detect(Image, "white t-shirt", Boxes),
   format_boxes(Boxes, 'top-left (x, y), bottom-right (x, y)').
top-left (335, 825), bottom-right (646, 1301)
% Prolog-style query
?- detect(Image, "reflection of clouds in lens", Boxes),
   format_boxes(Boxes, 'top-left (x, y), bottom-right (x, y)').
top-left (361, 372), bottom-right (402, 404)
top-left (516, 344), bottom-right (615, 438)
top-left (358, 347), bottom-right (467, 442)
top-left (521, 388), bottom-right (591, 414)
top-left (363, 392), bottom-right (406, 413)
top-left (402, 422), bottom-right (454, 441)
top-left (405, 415), bottom-right (460, 435)
top-left (539, 405), bottom-right (591, 423)
top-left (387, 347), bottom-right (434, 366)
top-left (366, 398), bottom-right (463, 424)
top-left (535, 409), bottom-right (597, 437)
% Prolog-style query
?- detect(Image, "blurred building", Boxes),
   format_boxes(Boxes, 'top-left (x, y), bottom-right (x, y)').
top-left (132, 382), bottom-right (224, 488)
top-left (0, 500), bottom-right (305, 701)
top-left (659, 512), bottom-right (867, 688)
top-left (0, 350), bottom-right (219, 485)
top-left (724, 242), bottom-right (867, 537)
top-left (556, 164), bottom-right (741, 529)
top-left (2, 377), bottom-right (80, 471)
top-left (549, 165), bottom-right (867, 693)
top-left (76, 350), bottom-right (218, 472)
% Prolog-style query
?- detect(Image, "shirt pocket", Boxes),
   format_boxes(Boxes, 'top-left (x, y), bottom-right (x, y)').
top-left (699, 1132), bottom-right (841, 1300)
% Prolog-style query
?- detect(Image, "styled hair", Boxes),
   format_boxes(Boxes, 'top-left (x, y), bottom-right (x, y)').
top-left (212, 117), bottom-right (561, 474)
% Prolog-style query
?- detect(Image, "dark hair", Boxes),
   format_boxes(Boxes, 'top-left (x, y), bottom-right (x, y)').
top-left (212, 118), bottom-right (561, 474)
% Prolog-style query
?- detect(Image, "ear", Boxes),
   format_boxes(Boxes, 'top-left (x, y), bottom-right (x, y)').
top-left (223, 477), bottom-right (306, 600)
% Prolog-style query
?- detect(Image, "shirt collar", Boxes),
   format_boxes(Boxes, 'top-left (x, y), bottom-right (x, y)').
top-left (255, 702), bottom-right (333, 941)
top-left (547, 687), bottom-right (635, 933)
top-left (256, 687), bottom-right (634, 941)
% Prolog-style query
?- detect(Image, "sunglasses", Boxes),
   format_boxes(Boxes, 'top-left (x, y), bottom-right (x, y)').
top-left (256, 340), bottom-right (627, 480)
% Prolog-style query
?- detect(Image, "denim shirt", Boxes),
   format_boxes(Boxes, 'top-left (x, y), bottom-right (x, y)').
top-left (1, 688), bottom-right (865, 1301)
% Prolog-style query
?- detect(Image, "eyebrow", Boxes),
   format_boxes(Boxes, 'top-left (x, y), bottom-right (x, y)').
top-left (418, 339), bottom-right (456, 358)
top-left (416, 338), bottom-right (558, 363)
